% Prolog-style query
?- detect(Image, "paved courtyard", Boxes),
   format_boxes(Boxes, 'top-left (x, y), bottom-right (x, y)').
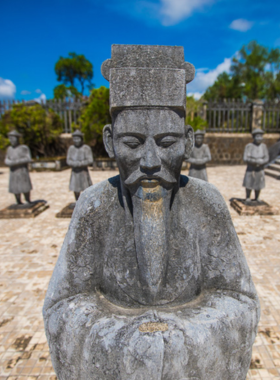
top-left (0, 165), bottom-right (279, 380)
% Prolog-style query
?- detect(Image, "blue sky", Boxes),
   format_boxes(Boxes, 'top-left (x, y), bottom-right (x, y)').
top-left (0, 0), bottom-right (279, 101)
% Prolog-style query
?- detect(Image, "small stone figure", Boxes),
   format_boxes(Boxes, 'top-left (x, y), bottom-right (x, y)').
top-left (188, 130), bottom-right (211, 181)
top-left (44, 45), bottom-right (259, 380)
top-left (243, 128), bottom-right (269, 203)
top-left (4, 130), bottom-right (32, 204)
top-left (66, 130), bottom-right (93, 201)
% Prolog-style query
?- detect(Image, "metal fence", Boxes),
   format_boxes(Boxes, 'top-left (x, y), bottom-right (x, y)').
top-left (1, 98), bottom-right (280, 134)
top-left (0, 98), bottom-right (84, 134)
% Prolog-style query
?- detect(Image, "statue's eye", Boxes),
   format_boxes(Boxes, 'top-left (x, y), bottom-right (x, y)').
top-left (123, 138), bottom-right (141, 149)
top-left (159, 137), bottom-right (177, 148)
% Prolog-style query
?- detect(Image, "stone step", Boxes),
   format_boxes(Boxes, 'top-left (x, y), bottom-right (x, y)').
top-left (275, 159), bottom-right (280, 165)
top-left (267, 164), bottom-right (280, 172)
top-left (265, 169), bottom-right (280, 180)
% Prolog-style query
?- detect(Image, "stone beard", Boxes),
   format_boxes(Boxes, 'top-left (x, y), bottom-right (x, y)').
top-left (129, 181), bottom-right (171, 303)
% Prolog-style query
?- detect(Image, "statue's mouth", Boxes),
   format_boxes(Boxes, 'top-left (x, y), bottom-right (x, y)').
top-left (140, 179), bottom-right (160, 188)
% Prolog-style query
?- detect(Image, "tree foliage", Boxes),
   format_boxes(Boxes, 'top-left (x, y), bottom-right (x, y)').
top-left (53, 84), bottom-right (81, 100)
top-left (73, 86), bottom-right (111, 156)
top-left (185, 96), bottom-right (207, 131)
top-left (204, 41), bottom-right (280, 100)
top-left (54, 52), bottom-right (94, 97)
top-left (0, 103), bottom-right (63, 157)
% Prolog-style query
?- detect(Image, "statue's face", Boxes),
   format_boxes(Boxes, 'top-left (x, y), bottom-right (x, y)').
top-left (195, 134), bottom-right (204, 147)
top-left (111, 109), bottom-right (188, 190)
top-left (73, 136), bottom-right (83, 147)
top-left (9, 136), bottom-right (19, 147)
top-left (254, 133), bottom-right (263, 145)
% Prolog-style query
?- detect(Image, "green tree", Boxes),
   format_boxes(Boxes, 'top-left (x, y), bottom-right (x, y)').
top-left (0, 103), bottom-right (63, 157)
top-left (265, 48), bottom-right (280, 99)
top-left (54, 52), bottom-right (94, 96)
top-left (73, 86), bottom-right (111, 156)
top-left (185, 96), bottom-right (207, 131)
top-left (231, 41), bottom-right (268, 100)
top-left (53, 84), bottom-right (81, 100)
top-left (204, 41), bottom-right (280, 100)
top-left (204, 72), bottom-right (243, 101)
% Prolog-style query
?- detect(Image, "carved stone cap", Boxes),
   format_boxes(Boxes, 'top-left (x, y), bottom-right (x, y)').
top-left (101, 45), bottom-right (195, 112)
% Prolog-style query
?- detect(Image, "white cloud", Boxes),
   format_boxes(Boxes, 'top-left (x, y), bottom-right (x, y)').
top-left (34, 93), bottom-right (47, 103)
top-left (35, 89), bottom-right (42, 94)
top-left (159, 0), bottom-right (214, 25)
top-left (187, 92), bottom-right (203, 100)
top-left (187, 58), bottom-right (231, 95)
top-left (0, 78), bottom-right (16, 99)
top-left (21, 90), bottom-right (31, 95)
top-left (229, 19), bottom-right (253, 32)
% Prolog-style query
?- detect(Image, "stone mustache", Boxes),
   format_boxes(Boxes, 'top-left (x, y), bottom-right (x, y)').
top-left (43, 45), bottom-right (260, 380)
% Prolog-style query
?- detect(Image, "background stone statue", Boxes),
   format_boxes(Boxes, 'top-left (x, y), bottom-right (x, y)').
top-left (66, 130), bottom-right (93, 201)
top-left (188, 130), bottom-right (211, 181)
top-left (44, 45), bottom-right (259, 380)
top-left (5, 130), bottom-right (33, 204)
top-left (243, 128), bottom-right (269, 203)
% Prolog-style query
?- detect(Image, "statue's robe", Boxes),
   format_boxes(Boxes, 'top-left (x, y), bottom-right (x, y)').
top-left (5, 145), bottom-right (32, 194)
top-left (243, 143), bottom-right (269, 190)
top-left (188, 144), bottom-right (211, 182)
top-left (66, 145), bottom-right (93, 192)
top-left (43, 175), bottom-right (260, 380)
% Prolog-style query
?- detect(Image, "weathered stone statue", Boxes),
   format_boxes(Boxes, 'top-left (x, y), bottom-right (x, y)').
top-left (44, 45), bottom-right (260, 380)
top-left (243, 128), bottom-right (269, 203)
top-left (5, 130), bottom-right (32, 204)
top-left (188, 130), bottom-right (211, 181)
top-left (66, 130), bottom-right (93, 201)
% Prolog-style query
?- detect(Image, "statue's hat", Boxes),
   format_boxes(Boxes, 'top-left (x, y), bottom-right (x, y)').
top-left (194, 130), bottom-right (206, 136)
top-left (8, 130), bottom-right (21, 137)
top-left (252, 128), bottom-right (264, 135)
top-left (101, 45), bottom-right (195, 114)
top-left (72, 129), bottom-right (84, 137)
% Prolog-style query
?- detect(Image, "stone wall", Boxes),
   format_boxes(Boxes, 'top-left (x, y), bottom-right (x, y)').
top-left (205, 133), bottom-right (280, 166)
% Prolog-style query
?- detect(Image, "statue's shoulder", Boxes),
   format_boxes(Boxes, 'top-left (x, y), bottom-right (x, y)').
top-left (17, 145), bottom-right (30, 153)
top-left (179, 175), bottom-right (227, 212)
top-left (245, 142), bottom-right (254, 149)
top-left (82, 144), bottom-right (91, 150)
top-left (73, 175), bottom-right (121, 216)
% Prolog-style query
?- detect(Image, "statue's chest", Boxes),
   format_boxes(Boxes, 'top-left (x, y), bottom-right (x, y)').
top-left (101, 213), bottom-right (202, 306)
top-left (70, 147), bottom-right (86, 160)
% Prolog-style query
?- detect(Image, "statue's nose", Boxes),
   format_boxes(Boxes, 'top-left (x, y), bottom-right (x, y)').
top-left (140, 139), bottom-right (161, 172)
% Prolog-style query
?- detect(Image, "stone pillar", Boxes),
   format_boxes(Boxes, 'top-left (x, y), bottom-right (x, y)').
top-left (252, 100), bottom-right (264, 132)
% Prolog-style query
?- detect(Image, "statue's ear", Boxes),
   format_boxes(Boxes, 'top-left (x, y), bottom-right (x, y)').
top-left (184, 125), bottom-right (194, 160)
top-left (103, 124), bottom-right (115, 158)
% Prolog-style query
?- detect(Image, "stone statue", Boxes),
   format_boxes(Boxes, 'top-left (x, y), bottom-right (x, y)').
top-left (243, 128), bottom-right (269, 203)
top-left (188, 130), bottom-right (211, 181)
top-left (66, 130), bottom-right (93, 201)
top-left (44, 45), bottom-right (260, 380)
top-left (5, 130), bottom-right (33, 204)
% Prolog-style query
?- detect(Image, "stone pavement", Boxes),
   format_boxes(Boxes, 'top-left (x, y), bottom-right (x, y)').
top-left (0, 165), bottom-right (279, 380)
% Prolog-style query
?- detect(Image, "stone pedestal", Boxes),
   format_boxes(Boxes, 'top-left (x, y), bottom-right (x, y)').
top-left (0, 200), bottom-right (49, 219)
top-left (56, 202), bottom-right (75, 218)
top-left (230, 198), bottom-right (279, 216)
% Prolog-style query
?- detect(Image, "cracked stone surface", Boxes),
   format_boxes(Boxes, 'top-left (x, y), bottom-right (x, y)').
top-left (0, 165), bottom-right (279, 379)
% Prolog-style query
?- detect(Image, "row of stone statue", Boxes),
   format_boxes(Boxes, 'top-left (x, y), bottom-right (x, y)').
top-left (189, 127), bottom-right (269, 203)
top-left (4, 129), bottom-right (93, 205)
top-left (5, 127), bottom-right (269, 205)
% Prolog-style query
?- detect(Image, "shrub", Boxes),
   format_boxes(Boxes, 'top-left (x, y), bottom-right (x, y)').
top-left (0, 103), bottom-right (63, 157)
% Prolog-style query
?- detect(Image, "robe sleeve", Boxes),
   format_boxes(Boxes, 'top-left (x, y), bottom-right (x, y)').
top-left (4, 148), bottom-right (13, 166)
top-left (243, 144), bottom-right (255, 164)
top-left (66, 146), bottom-right (76, 167)
top-left (260, 144), bottom-right (269, 165)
